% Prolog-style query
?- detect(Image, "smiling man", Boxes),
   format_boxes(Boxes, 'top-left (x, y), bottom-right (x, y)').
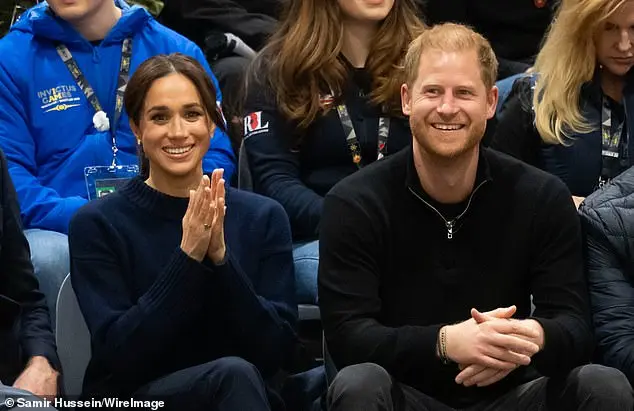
top-left (318, 23), bottom-right (633, 411)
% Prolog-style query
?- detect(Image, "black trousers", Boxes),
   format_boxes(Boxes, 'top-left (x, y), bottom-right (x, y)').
top-left (134, 356), bottom-right (271, 411)
top-left (328, 363), bottom-right (633, 411)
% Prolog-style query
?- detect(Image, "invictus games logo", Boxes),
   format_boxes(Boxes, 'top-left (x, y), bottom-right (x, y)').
top-left (37, 84), bottom-right (81, 113)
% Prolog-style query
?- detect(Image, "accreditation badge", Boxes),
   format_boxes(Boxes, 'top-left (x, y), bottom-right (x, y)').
top-left (84, 165), bottom-right (138, 200)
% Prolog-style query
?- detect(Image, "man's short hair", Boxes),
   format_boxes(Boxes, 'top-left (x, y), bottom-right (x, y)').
top-left (403, 23), bottom-right (498, 90)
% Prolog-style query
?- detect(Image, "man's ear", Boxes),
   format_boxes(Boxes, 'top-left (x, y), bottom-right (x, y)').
top-left (486, 85), bottom-right (499, 120)
top-left (401, 83), bottom-right (412, 116)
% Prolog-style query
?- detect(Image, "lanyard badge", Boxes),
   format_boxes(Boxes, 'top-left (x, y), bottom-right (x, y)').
top-left (57, 38), bottom-right (138, 199)
top-left (84, 165), bottom-right (139, 200)
top-left (335, 103), bottom-right (390, 168)
top-left (598, 95), bottom-right (628, 188)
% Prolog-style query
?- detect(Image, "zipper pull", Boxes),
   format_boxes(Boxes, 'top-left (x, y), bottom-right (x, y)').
top-left (446, 221), bottom-right (454, 240)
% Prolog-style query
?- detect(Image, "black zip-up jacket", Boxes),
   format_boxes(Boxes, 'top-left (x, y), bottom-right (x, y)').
top-left (159, 0), bottom-right (281, 52)
top-left (0, 149), bottom-right (59, 383)
top-left (579, 167), bottom-right (634, 386)
top-left (318, 146), bottom-right (593, 408)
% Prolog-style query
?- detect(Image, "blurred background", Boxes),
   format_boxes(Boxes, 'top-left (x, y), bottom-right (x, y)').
top-left (0, 0), bottom-right (163, 39)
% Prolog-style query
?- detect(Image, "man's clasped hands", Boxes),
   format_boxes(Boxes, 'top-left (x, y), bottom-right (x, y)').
top-left (441, 305), bottom-right (544, 388)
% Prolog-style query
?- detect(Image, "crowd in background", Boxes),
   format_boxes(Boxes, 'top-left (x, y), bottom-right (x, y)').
top-left (2, 0), bottom-right (634, 410)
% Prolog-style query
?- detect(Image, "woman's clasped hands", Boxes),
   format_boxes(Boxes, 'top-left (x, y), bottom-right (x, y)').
top-left (180, 169), bottom-right (226, 264)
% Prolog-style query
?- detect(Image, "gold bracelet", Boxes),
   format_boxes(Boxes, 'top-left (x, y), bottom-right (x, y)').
top-left (440, 327), bottom-right (451, 364)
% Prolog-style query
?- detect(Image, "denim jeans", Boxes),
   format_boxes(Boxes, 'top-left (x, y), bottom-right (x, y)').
top-left (24, 229), bottom-right (70, 327)
top-left (292, 240), bottom-right (319, 305)
top-left (0, 384), bottom-right (57, 410)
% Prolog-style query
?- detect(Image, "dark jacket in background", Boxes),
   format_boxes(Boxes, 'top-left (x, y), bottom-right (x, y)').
top-left (159, 0), bottom-right (282, 52)
top-left (580, 168), bottom-right (634, 386)
top-left (319, 146), bottom-right (593, 408)
top-left (243, 62), bottom-right (412, 241)
top-left (491, 74), bottom-right (634, 197)
top-left (0, 149), bottom-right (59, 383)
top-left (422, 0), bottom-right (557, 78)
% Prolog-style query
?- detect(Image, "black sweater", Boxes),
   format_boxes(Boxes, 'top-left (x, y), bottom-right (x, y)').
top-left (318, 146), bottom-right (593, 408)
top-left (243, 65), bottom-right (412, 240)
top-left (69, 178), bottom-right (297, 397)
top-left (0, 149), bottom-right (59, 383)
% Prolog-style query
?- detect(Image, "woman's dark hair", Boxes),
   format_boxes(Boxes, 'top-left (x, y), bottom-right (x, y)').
top-left (124, 53), bottom-right (226, 178)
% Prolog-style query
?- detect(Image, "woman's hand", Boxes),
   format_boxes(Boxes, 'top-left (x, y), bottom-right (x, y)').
top-left (180, 175), bottom-right (213, 262)
top-left (206, 169), bottom-right (227, 265)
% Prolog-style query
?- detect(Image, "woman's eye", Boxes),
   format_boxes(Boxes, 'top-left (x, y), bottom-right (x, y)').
top-left (185, 111), bottom-right (203, 120)
top-left (151, 114), bottom-right (168, 122)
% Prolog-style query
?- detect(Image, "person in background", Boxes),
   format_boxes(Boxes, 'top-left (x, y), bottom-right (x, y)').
top-left (159, 0), bottom-right (282, 77)
top-left (243, 0), bottom-right (424, 305)
top-left (0, 0), bottom-right (236, 320)
top-left (422, 0), bottom-right (556, 80)
top-left (69, 53), bottom-right (296, 410)
top-left (421, 0), bottom-right (557, 116)
top-left (159, 0), bottom-right (284, 154)
top-left (491, 0), bottom-right (634, 209)
top-left (0, 148), bottom-right (60, 410)
top-left (319, 23), bottom-right (633, 411)
top-left (580, 167), bottom-right (634, 388)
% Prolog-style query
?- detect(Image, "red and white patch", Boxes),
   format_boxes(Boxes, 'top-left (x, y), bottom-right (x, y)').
top-left (320, 94), bottom-right (335, 108)
top-left (244, 111), bottom-right (270, 137)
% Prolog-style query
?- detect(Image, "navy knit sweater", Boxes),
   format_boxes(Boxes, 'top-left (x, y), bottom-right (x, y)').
top-left (68, 177), bottom-right (297, 397)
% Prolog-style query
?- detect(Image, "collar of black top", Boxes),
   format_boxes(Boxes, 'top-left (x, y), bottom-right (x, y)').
top-left (405, 144), bottom-right (493, 205)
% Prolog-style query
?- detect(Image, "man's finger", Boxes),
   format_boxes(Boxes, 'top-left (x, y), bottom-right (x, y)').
top-left (472, 306), bottom-right (516, 324)
top-left (473, 355), bottom-right (519, 370)
top-left (477, 369), bottom-right (513, 387)
top-left (481, 343), bottom-right (532, 366)
top-left (486, 319), bottom-right (539, 339)
top-left (455, 364), bottom-right (485, 384)
top-left (483, 305), bottom-right (516, 319)
top-left (486, 332), bottom-right (540, 356)
top-left (461, 367), bottom-right (500, 387)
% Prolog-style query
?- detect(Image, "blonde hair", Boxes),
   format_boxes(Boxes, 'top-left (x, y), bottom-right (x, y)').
top-left (250, 0), bottom-right (425, 134)
top-left (533, 0), bottom-right (626, 145)
top-left (403, 23), bottom-right (498, 89)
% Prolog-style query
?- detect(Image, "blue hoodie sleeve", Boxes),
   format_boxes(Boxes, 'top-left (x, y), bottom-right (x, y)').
top-left (191, 47), bottom-right (237, 181)
top-left (0, 59), bottom-right (87, 233)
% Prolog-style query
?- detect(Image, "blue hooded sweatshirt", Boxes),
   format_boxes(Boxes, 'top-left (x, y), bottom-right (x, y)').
top-left (0, 0), bottom-right (236, 234)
